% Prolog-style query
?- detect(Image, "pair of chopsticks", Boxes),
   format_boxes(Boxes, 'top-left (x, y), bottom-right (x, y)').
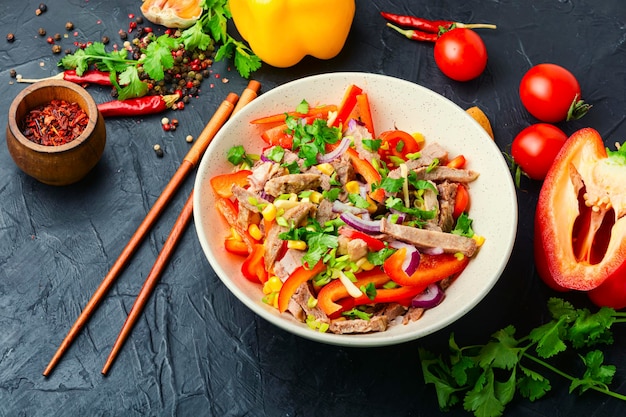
top-left (43, 80), bottom-right (261, 377)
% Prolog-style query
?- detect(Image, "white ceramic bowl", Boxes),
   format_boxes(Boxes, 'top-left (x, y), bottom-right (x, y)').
top-left (194, 72), bottom-right (517, 347)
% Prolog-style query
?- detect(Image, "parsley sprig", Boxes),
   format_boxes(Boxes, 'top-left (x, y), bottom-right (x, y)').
top-left (420, 297), bottom-right (626, 417)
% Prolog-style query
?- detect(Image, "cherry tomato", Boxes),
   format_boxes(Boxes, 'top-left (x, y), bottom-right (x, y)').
top-left (378, 129), bottom-right (420, 167)
top-left (519, 63), bottom-right (587, 123)
top-left (434, 28), bottom-right (487, 82)
top-left (511, 123), bottom-right (568, 180)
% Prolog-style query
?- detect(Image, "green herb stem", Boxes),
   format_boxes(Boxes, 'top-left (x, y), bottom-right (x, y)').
top-left (523, 352), bottom-right (626, 401)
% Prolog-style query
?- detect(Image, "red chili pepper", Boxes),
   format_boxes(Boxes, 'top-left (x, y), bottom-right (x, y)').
top-left (17, 69), bottom-right (113, 86)
top-left (385, 23), bottom-right (438, 42)
top-left (97, 93), bottom-right (180, 118)
top-left (381, 11), bottom-right (497, 33)
top-left (63, 69), bottom-right (113, 85)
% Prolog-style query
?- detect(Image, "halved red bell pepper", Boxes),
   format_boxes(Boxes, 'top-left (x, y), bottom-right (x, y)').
top-left (383, 247), bottom-right (470, 288)
top-left (316, 268), bottom-right (391, 316)
top-left (338, 227), bottom-right (386, 251)
top-left (242, 243), bottom-right (268, 284)
top-left (534, 128), bottom-right (626, 296)
top-left (277, 260), bottom-right (326, 313)
top-left (210, 170), bottom-right (252, 198)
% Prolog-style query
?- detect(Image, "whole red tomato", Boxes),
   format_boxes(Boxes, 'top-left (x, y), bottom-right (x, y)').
top-left (434, 28), bottom-right (487, 82)
top-left (519, 63), bottom-right (590, 123)
top-left (511, 123), bottom-right (568, 180)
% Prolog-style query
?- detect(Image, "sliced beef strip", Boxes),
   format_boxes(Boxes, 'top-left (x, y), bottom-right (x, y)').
top-left (437, 181), bottom-right (457, 233)
top-left (273, 248), bottom-right (305, 281)
top-left (315, 198), bottom-right (335, 225)
top-left (380, 217), bottom-right (477, 257)
top-left (422, 183), bottom-right (442, 232)
top-left (264, 173), bottom-right (323, 197)
top-left (248, 161), bottom-right (286, 192)
top-left (290, 282), bottom-right (330, 324)
top-left (264, 202), bottom-right (315, 270)
top-left (337, 234), bottom-right (368, 261)
top-left (413, 166), bottom-right (479, 183)
top-left (387, 143), bottom-right (450, 179)
top-left (329, 316), bottom-right (388, 334)
top-left (231, 184), bottom-right (270, 213)
top-left (331, 157), bottom-right (355, 186)
top-left (403, 307), bottom-right (425, 324)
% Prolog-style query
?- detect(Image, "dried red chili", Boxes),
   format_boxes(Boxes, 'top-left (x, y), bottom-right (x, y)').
top-left (97, 93), bottom-right (180, 118)
top-left (21, 99), bottom-right (89, 146)
top-left (380, 11), bottom-right (497, 33)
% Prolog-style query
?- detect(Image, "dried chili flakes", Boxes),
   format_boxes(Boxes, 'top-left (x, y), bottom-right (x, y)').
top-left (21, 99), bottom-right (89, 146)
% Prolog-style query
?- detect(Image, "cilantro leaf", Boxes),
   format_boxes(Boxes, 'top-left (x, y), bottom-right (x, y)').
top-left (478, 326), bottom-right (522, 370)
top-left (463, 369), bottom-right (506, 417)
top-left (517, 365), bottom-right (551, 401)
top-left (569, 350), bottom-right (615, 395)
top-left (117, 67), bottom-right (148, 101)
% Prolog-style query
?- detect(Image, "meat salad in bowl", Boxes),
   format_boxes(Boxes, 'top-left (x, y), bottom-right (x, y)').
top-left (194, 73), bottom-right (517, 347)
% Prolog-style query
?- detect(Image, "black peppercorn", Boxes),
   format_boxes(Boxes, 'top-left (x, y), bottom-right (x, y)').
top-left (38, 3), bottom-right (47, 12)
top-left (118, 30), bottom-right (127, 40)
top-left (65, 22), bottom-right (74, 31)
top-left (38, 28), bottom-right (46, 36)
top-left (51, 44), bottom-right (62, 54)
top-left (101, 36), bottom-right (109, 44)
top-left (9, 69), bottom-right (16, 78)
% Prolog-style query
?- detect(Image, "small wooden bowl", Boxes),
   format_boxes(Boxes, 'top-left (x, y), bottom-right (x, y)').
top-left (6, 79), bottom-right (106, 186)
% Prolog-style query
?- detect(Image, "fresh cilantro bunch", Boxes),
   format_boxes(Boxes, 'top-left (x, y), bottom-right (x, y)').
top-left (184, 0), bottom-right (261, 78)
top-left (420, 297), bottom-right (626, 417)
top-left (59, 0), bottom-right (260, 100)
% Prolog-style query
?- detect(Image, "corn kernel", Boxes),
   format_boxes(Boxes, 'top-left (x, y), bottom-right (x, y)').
top-left (356, 257), bottom-right (376, 271)
top-left (366, 195), bottom-right (378, 214)
top-left (274, 199), bottom-right (299, 211)
top-left (473, 234), bottom-right (486, 247)
top-left (308, 191), bottom-right (323, 204)
top-left (267, 276), bottom-right (283, 292)
top-left (287, 240), bottom-right (307, 250)
top-left (248, 223), bottom-right (262, 241)
top-left (261, 203), bottom-right (277, 222)
top-left (273, 293), bottom-right (279, 309)
top-left (316, 163), bottom-right (335, 175)
top-left (229, 227), bottom-right (243, 241)
top-left (345, 180), bottom-right (361, 194)
top-left (262, 281), bottom-right (273, 295)
top-left (412, 132), bottom-right (425, 148)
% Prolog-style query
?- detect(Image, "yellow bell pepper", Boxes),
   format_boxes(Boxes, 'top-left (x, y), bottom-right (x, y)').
top-left (229, 0), bottom-right (356, 68)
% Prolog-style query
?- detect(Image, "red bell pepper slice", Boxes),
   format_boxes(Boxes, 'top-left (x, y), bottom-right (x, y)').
top-left (241, 243), bottom-right (268, 284)
top-left (383, 247), bottom-right (470, 288)
top-left (224, 238), bottom-right (250, 256)
top-left (250, 104), bottom-right (337, 125)
top-left (316, 269), bottom-right (391, 316)
top-left (342, 147), bottom-right (385, 203)
top-left (338, 227), bottom-right (386, 251)
top-left (534, 128), bottom-right (626, 295)
top-left (378, 129), bottom-right (421, 167)
top-left (355, 93), bottom-right (375, 137)
top-left (446, 154), bottom-right (466, 169)
top-left (277, 260), bottom-right (327, 313)
top-left (260, 122), bottom-right (294, 148)
top-left (452, 184), bottom-right (470, 218)
top-left (332, 84), bottom-right (363, 128)
top-left (215, 197), bottom-right (256, 251)
top-left (210, 170), bottom-right (252, 198)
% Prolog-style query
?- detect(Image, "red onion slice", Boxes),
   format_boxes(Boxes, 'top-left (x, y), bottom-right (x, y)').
top-left (339, 212), bottom-right (381, 234)
top-left (390, 240), bottom-right (420, 275)
top-left (411, 283), bottom-right (445, 309)
top-left (332, 200), bottom-right (368, 215)
top-left (317, 137), bottom-right (351, 164)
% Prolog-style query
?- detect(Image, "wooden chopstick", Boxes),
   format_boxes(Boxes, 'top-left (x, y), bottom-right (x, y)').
top-left (43, 82), bottom-right (259, 377)
top-left (99, 80), bottom-right (261, 375)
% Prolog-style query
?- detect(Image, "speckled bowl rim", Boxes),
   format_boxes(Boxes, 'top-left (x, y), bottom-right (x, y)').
top-left (194, 72), bottom-right (518, 347)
